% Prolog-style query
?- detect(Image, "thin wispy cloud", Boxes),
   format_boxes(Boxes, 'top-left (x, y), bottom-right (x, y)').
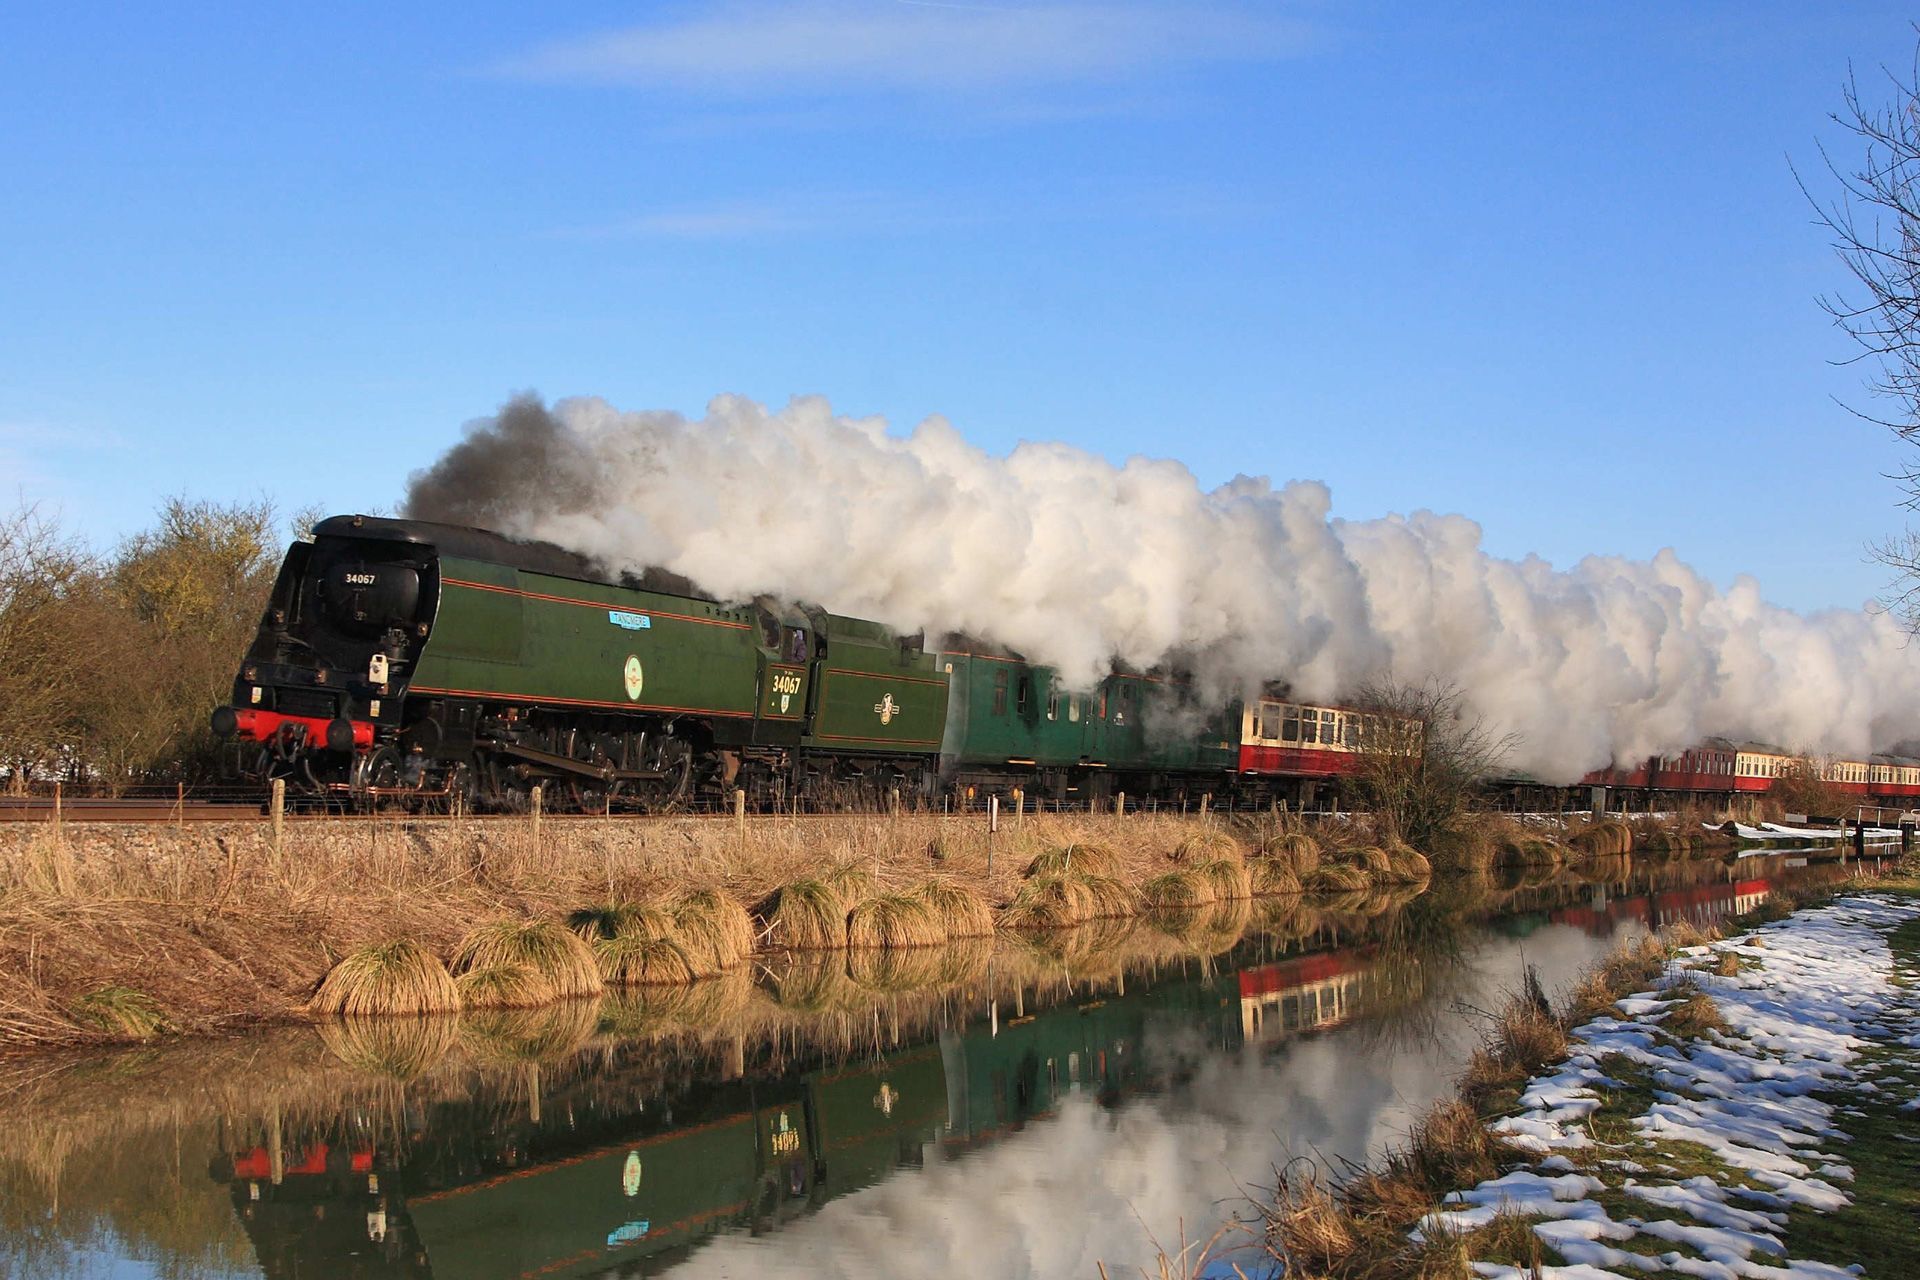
top-left (550, 181), bottom-right (1260, 241)
top-left (492, 1), bottom-right (1315, 98)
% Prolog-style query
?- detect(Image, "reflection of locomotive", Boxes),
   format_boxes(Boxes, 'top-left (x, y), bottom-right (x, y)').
top-left (211, 949), bottom-right (1382, 1279)
top-left (208, 515), bottom-right (1403, 811)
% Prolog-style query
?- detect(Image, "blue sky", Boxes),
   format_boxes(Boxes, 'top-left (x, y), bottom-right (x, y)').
top-left (1, 1), bottom-right (1914, 614)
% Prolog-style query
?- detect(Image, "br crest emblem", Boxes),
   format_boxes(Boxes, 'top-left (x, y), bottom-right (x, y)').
top-left (873, 694), bottom-right (900, 725)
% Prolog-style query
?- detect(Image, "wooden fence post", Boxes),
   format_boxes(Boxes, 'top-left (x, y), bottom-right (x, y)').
top-left (270, 777), bottom-right (286, 859)
top-left (1116, 790), bottom-right (1126, 818)
top-left (530, 784), bottom-right (543, 855)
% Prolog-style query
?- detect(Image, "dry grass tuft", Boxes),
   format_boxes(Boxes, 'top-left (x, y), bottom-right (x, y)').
top-left (761, 878), bottom-right (850, 950)
top-left (1338, 845), bottom-right (1395, 877)
top-left (672, 889), bottom-right (755, 973)
top-left (1194, 857), bottom-right (1253, 901)
top-left (1168, 828), bottom-right (1244, 864)
top-left (315, 1013), bottom-right (459, 1079)
top-left (1712, 949), bottom-right (1744, 978)
top-left (71, 985), bottom-right (169, 1039)
top-left (1567, 818), bottom-right (1634, 858)
top-left (308, 940), bottom-right (461, 1018)
top-left (1383, 843), bottom-right (1433, 883)
top-left (1024, 842), bottom-right (1121, 879)
top-left (1665, 917), bottom-right (1719, 950)
top-left (1141, 869), bottom-right (1214, 911)
top-left (846, 892), bottom-right (946, 949)
top-left (1257, 829), bottom-right (1323, 875)
top-left (1304, 862), bottom-right (1371, 894)
top-left (1266, 1166), bottom-right (1358, 1273)
top-left (450, 918), bottom-right (602, 1006)
top-left (917, 880), bottom-right (996, 937)
top-left (1661, 981), bottom-right (1729, 1039)
top-left (571, 902), bottom-right (697, 984)
top-left (1251, 857), bottom-right (1304, 896)
top-left (1076, 872), bottom-right (1143, 919)
top-left (1002, 874), bottom-right (1095, 929)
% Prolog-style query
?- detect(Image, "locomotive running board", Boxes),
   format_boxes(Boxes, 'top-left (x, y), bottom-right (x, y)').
top-left (480, 739), bottom-right (666, 782)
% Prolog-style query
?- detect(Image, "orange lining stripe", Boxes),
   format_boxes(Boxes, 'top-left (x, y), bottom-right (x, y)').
top-left (821, 666), bottom-right (948, 689)
top-left (811, 731), bottom-right (943, 747)
top-left (443, 576), bottom-right (751, 630)
top-left (408, 684), bottom-right (752, 719)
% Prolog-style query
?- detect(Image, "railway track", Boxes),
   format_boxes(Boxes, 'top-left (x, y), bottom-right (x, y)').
top-left (0, 796), bottom-right (971, 824)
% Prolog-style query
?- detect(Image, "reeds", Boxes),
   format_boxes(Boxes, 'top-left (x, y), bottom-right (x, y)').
top-left (1002, 874), bottom-right (1097, 929)
top-left (1567, 818), bottom-right (1634, 858)
top-left (917, 880), bottom-right (996, 937)
top-left (71, 985), bottom-right (168, 1039)
top-left (308, 940), bottom-right (461, 1018)
top-left (1257, 830), bottom-right (1323, 875)
top-left (846, 893), bottom-right (946, 949)
top-left (450, 919), bottom-right (602, 1007)
top-left (1194, 858), bottom-right (1252, 901)
top-left (1167, 829), bottom-right (1244, 864)
top-left (1025, 842), bottom-right (1121, 879)
top-left (760, 877), bottom-right (851, 950)
top-left (1141, 869), bottom-right (1212, 911)
top-left (672, 889), bottom-right (755, 972)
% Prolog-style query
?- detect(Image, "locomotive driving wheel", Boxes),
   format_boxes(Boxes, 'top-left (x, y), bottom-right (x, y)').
top-left (568, 733), bottom-right (625, 814)
top-left (635, 734), bottom-right (694, 813)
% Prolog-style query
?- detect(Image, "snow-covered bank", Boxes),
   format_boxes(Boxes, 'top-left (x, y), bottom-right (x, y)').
top-left (1420, 894), bottom-right (1920, 1278)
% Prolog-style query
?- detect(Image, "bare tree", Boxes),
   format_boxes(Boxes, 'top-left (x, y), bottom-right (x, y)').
top-left (0, 504), bottom-right (104, 788)
top-left (1804, 38), bottom-right (1920, 617)
top-left (1351, 677), bottom-right (1516, 851)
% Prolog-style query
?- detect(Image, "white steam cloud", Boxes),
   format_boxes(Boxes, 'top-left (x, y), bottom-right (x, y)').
top-left (403, 393), bottom-right (1920, 782)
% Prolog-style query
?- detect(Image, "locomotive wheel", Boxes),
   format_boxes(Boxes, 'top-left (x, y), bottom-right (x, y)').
top-left (568, 734), bottom-right (624, 814)
top-left (636, 735), bottom-right (694, 813)
top-left (352, 746), bottom-right (405, 812)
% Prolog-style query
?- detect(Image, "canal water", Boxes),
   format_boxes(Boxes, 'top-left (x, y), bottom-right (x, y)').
top-left (0, 853), bottom-right (1879, 1280)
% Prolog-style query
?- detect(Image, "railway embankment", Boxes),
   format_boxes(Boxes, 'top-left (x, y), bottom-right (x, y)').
top-left (1244, 860), bottom-right (1920, 1279)
top-left (0, 810), bottom-right (1740, 1054)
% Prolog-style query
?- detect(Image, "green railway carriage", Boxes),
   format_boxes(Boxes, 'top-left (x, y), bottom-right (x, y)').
top-left (935, 648), bottom-right (1238, 804)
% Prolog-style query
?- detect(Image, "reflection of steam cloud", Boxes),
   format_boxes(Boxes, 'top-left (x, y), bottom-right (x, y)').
top-left (670, 925), bottom-right (1621, 1278)
top-left (407, 394), bottom-right (1920, 781)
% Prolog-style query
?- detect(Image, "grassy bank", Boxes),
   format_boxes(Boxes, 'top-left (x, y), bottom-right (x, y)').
top-left (1239, 857), bottom-right (1920, 1279)
top-left (0, 808), bottom-right (1730, 1053)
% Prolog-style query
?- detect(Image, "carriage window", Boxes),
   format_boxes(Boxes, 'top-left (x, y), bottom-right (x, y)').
top-left (1114, 683), bottom-right (1132, 725)
top-left (1047, 686), bottom-right (1059, 721)
top-left (1068, 695), bottom-right (1081, 723)
top-left (993, 669), bottom-right (1008, 716)
top-left (1282, 710), bottom-right (1301, 743)
top-left (1017, 675), bottom-right (1032, 715)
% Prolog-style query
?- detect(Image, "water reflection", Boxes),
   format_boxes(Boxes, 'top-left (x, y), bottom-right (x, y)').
top-left (0, 853), bottom-right (1878, 1280)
